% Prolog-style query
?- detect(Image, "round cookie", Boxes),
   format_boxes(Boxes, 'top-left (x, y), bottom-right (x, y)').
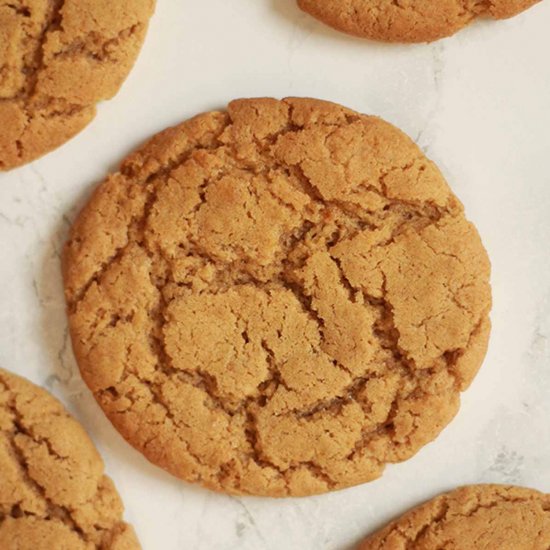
top-left (297, 0), bottom-right (541, 43)
top-left (0, 0), bottom-right (155, 171)
top-left (64, 97), bottom-right (492, 497)
top-left (0, 368), bottom-right (140, 549)
top-left (360, 484), bottom-right (550, 549)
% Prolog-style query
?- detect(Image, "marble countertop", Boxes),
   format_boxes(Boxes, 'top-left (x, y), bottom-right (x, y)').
top-left (1, 1), bottom-right (550, 548)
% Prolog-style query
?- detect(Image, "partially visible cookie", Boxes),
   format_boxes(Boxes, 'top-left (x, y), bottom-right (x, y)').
top-left (64, 97), bottom-right (492, 497)
top-left (360, 484), bottom-right (550, 549)
top-left (297, 0), bottom-right (541, 43)
top-left (0, 0), bottom-right (155, 171)
top-left (0, 368), bottom-right (140, 549)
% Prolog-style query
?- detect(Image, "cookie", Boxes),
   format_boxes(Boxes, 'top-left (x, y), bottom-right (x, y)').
top-left (0, 368), bottom-right (140, 549)
top-left (64, 97), bottom-right (492, 497)
top-left (360, 484), bottom-right (550, 549)
top-left (0, 0), bottom-right (155, 171)
top-left (297, 0), bottom-right (541, 43)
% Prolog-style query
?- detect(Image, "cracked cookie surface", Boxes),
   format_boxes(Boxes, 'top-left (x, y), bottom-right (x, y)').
top-left (0, 0), bottom-right (155, 171)
top-left (0, 368), bottom-right (140, 549)
top-left (297, 0), bottom-right (541, 43)
top-left (64, 97), bottom-right (492, 497)
top-left (360, 484), bottom-right (550, 549)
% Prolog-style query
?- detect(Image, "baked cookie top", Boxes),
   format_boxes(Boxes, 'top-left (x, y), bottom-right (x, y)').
top-left (0, 368), bottom-right (140, 549)
top-left (297, 0), bottom-right (541, 43)
top-left (64, 97), bottom-right (491, 497)
top-left (0, 0), bottom-right (155, 171)
top-left (360, 484), bottom-right (550, 549)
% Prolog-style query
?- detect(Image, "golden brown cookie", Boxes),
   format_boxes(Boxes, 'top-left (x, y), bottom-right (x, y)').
top-left (0, 0), bottom-right (155, 171)
top-left (64, 97), bottom-right (492, 497)
top-left (0, 368), bottom-right (140, 549)
top-left (297, 0), bottom-right (541, 43)
top-left (360, 484), bottom-right (550, 549)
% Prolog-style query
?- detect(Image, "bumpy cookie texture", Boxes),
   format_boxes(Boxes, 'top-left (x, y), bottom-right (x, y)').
top-left (360, 484), bottom-right (550, 549)
top-left (0, 368), bottom-right (140, 549)
top-left (64, 97), bottom-right (491, 497)
top-left (297, 0), bottom-right (541, 43)
top-left (0, 0), bottom-right (155, 171)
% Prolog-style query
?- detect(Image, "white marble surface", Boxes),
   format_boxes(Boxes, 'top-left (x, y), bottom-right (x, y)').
top-left (1, 1), bottom-right (550, 548)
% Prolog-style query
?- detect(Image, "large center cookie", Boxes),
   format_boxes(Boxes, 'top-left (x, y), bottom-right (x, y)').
top-left (297, 0), bottom-right (541, 43)
top-left (360, 485), bottom-right (550, 549)
top-left (0, 0), bottom-right (155, 171)
top-left (64, 97), bottom-right (492, 497)
top-left (0, 368), bottom-right (140, 549)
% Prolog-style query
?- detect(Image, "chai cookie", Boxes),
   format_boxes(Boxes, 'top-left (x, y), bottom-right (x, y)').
top-left (0, 0), bottom-right (155, 171)
top-left (297, 0), bottom-right (541, 43)
top-left (360, 484), bottom-right (550, 549)
top-left (0, 368), bottom-right (140, 549)
top-left (64, 97), bottom-right (491, 497)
